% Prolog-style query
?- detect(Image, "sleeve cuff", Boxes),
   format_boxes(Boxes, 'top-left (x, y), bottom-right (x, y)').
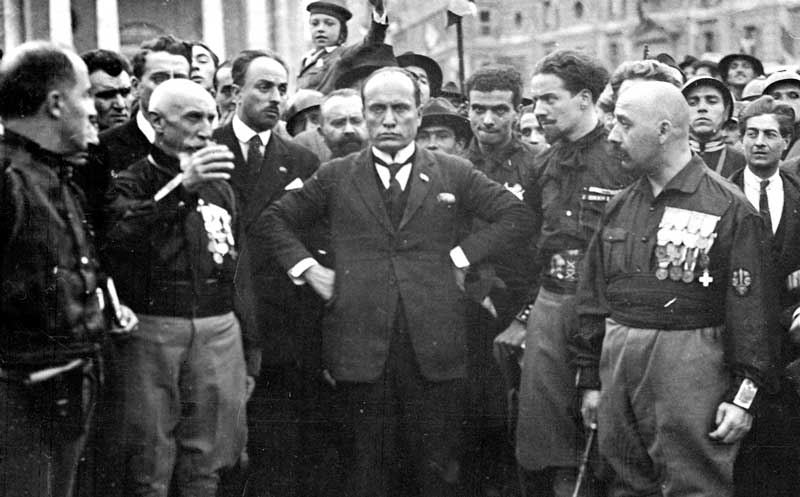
top-left (450, 246), bottom-right (470, 268)
top-left (725, 377), bottom-right (760, 411)
top-left (288, 258), bottom-right (318, 285)
top-left (793, 307), bottom-right (800, 321)
top-left (576, 367), bottom-right (601, 390)
top-left (372, 9), bottom-right (388, 24)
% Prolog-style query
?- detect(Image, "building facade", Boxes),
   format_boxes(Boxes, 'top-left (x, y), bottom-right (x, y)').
top-left (389, 0), bottom-right (800, 93)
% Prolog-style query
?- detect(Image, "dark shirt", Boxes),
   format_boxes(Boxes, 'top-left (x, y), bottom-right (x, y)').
top-left (530, 123), bottom-right (635, 295)
top-left (463, 137), bottom-right (540, 314)
top-left (573, 155), bottom-right (776, 395)
top-left (0, 131), bottom-right (106, 364)
top-left (696, 143), bottom-right (746, 178)
top-left (104, 146), bottom-right (238, 318)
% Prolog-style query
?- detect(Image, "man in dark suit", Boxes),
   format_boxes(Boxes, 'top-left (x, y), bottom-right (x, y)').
top-left (728, 95), bottom-right (800, 497)
top-left (257, 67), bottom-right (535, 497)
top-left (211, 49), bottom-right (322, 497)
top-left (74, 35), bottom-right (191, 230)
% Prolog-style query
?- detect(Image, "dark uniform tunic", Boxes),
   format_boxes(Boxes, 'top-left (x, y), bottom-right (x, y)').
top-left (0, 130), bottom-right (107, 497)
top-left (515, 123), bottom-right (633, 473)
top-left (573, 155), bottom-right (776, 496)
top-left (691, 138), bottom-right (746, 178)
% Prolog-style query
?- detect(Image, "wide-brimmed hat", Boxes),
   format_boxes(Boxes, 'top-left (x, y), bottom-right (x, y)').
top-left (334, 43), bottom-right (397, 90)
top-left (284, 89), bottom-right (324, 137)
top-left (396, 52), bottom-right (443, 97)
top-left (718, 53), bottom-right (765, 79)
top-left (419, 97), bottom-right (472, 142)
top-left (682, 76), bottom-right (735, 122)
top-left (741, 76), bottom-right (768, 101)
top-left (307, 1), bottom-right (352, 22)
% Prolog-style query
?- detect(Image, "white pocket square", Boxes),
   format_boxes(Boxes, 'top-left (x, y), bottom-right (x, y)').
top-left (284, 177), bottom-right (304, 190)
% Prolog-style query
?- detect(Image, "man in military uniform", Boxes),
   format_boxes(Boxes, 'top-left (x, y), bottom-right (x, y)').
top-left (682, 76), bottom-right (746, 177)
top-left (574, 81), bottom-right (776, 496)
top-left (494, 49), bottom-right (634, 497)
top-left (0, 41), bottom-right (136, 497)
top-left (104, 79), bottom-right (247, 497)
top-left (460, 64), bottom-right (540, 496)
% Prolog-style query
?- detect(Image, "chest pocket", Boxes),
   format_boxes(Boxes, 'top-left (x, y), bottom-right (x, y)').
top-left (579, 186), bottom-right (622, 235)
top-left (601, 226), bottom-right (629, 274)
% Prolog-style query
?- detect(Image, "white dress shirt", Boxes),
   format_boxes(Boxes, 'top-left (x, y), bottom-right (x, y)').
top-left (136, 111), bottom-right (156, 144)
top-left (232, 114), bottom-right (272, 161)
top-left (743, 166), bottom-right (783, 234)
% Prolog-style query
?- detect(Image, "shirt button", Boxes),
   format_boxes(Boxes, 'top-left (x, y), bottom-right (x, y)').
top-left (649, 206), bottom-right (656, 212)
top-left (80, 256), bottom-right (89, 265)
top-left (565, 210), bottom-right (573, 217)
top-left (641, 236), bottom-right (648, 243)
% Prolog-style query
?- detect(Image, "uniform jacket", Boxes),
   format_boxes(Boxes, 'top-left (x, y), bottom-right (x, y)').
top-left (574, 155), bottom-right (777, 393)
top-left (212, 122), bottom-right (322, 367)
top-left (0, 131), bottom-right (106, 364)
top-left (296, 19), bottom-right (388, 93)
top-left (257, 146), bottom-right (535, 382)
top-left (462, 137), bottom-right (540, 317)
top-left (103, 146), bottom-right (238, 318)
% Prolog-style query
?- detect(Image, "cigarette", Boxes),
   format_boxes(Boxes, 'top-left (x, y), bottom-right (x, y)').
top-left (154, 173), bottom-right (184, 202)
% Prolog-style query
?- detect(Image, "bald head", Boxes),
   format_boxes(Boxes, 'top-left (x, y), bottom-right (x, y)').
top-left (617, 80), bottom-right (690, 139)
top-left (149, 78), bottom-right (215, 116)
top-left (149, 78), bottom-right (217, 155)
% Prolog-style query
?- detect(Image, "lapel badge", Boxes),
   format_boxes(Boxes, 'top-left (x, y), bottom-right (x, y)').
top-left (278, 166), bottom-right (288, 174)
top-left (504, 182), bottom-right (525, 201)
top-left (419, 172), bottom-right (430, 183)
top-left (731, 268), bottom-right (752, 296)
top-left (437, 192), bottom-right (456, 204)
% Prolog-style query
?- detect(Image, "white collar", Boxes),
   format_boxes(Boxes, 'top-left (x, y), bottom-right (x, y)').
top-left (372, 142), bottom-right (416, 165)
top-left (136, 111), bottom-right (156, 144)
top-left (232, 114), bottom-right (272, 147)
top-left (743, 166), bottom-right (782, 191)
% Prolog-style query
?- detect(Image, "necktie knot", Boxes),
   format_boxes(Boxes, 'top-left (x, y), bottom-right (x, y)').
top-left (760, 179), bottom-right (770, 192)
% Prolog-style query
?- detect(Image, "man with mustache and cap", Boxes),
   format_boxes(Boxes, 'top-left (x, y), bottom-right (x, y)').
top-left (682, 76), bottom-right (746, 178)
top-left (495, 50), bottom-right (634, 497)
top-left (299, 0), bottom-right (388, 94)
top-left (211, 49), bottom-right (324, 497)
top-left (719, 52), bottom-right (765, 101)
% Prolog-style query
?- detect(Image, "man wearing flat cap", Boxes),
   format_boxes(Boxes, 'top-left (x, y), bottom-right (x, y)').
top-left (416, 97), bottom-right (471, 155)
top-left (682, 76), bottom-right (746, 177)
top-left (398, 51), bottom-right (443, 105)
top-left (719, 53), bottom-right (765, 101)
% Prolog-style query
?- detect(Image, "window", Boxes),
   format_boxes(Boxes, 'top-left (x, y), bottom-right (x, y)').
top-left (704, 31), bottom-right (716, 52)
top-left (574, 1), bottom-right (584, 18)
top-left (515, 12), bottom-right (523, 28)
top-left (479, 9), bottom-right (491, 36)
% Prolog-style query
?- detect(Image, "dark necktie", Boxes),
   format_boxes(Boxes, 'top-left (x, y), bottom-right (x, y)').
top-left (247, 135), bottom-right (263, 175)
top-left (760, 179), bottom-right (773, 234)
top-left (375, 156), bottom-right (406, 227)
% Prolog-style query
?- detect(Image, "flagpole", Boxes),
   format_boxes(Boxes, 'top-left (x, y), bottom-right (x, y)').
top-left (457, 16), bottom-right (465, 94)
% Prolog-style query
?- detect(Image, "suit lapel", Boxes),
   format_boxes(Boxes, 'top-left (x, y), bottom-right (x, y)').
top-left (398, 150), bottom-right (435, 230)
top-left (215, 123), bottom-right (248, 194)
top-left (351, 150), bottom-right (393, 232)
top-left (242, 134), bottom-right (294, 230)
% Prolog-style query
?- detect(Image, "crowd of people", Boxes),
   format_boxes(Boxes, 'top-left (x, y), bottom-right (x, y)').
top-left (4, 1), bottom-right (800, 496)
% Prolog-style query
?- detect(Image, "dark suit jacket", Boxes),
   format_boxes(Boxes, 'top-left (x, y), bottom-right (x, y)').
top-left (257, 146), bottom-right (536, 382)
top-left (212, 122), bottom-right (321, 368)
top-left (730, 167), bottom-right (800, 358)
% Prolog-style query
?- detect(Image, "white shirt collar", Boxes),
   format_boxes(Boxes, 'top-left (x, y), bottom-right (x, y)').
top-left (372, 143), bottom-right (416, 190)
top-left (232, 114), bottom-right (272, 147)
top-left (743, 166), bottom-right (782, 192)
top-left (743, 166), bottom-right (783, 233)
top-left (136, 110), bottom-right (156, 144)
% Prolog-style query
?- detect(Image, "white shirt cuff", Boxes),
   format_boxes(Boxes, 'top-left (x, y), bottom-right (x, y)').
top-left (793, 307), bottom-right (800, 322)
top-left (372, 9), bottom-right (388, 24)
top-left (450, 246), bottom-right (470, 268)
top-left (288, 258), bottom-right (318, 285)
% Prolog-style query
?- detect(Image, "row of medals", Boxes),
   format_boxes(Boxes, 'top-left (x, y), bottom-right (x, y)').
top-left (654, 206), bottom-right (720, 286)
top-left (197, 199), bottom-right (235, 265)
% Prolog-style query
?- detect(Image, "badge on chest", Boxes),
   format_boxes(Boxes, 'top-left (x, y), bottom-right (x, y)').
top-left (654, 206), bottom-right (719, 287)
